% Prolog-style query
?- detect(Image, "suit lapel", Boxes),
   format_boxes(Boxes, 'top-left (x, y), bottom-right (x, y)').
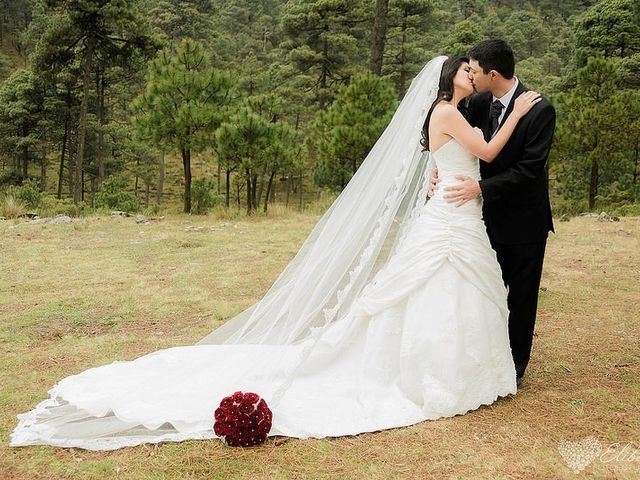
top-left (497, 81), bottom-right (527, 131)
top-left (472, 92), bottom-right (492, 142)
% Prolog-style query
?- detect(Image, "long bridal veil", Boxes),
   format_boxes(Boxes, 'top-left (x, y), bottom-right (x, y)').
top-left (198, 55), bottom-right (447, 346)
top-left (11, 56), bottom-right (448, 450)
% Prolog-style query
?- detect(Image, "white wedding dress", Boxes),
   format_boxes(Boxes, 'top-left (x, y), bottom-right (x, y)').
top-left (10, 128), bottom-right (517, 450)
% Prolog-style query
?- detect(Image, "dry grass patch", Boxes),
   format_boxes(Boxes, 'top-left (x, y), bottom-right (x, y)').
top-left (1, 213), bottom-right (638, 479)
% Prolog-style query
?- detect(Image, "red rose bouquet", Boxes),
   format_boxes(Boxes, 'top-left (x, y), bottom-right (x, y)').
top-left (213, 391), bottom-right (272, 447)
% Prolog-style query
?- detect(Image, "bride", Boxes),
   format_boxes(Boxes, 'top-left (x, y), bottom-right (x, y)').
top-left (11, 55), bottom-right (540, 450)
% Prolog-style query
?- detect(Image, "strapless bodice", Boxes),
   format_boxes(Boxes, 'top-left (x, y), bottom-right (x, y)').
top-left (424, 127), bottom-right (484, 216)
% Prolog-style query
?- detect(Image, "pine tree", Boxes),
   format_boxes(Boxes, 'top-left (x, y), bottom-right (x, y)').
top-left (281, 0), bottom-right (366, 108)
top-left (37, 0), bottom-right (158, 204)
top-left (382, 0), bottom-right (434, 95)
top-left (135, 39), bottom-right (235, 213)
top-left (0, 69), bottom-right (50, 182)
top-left (309, 73), bottom-right (397, 191)
top-left (554, 57), bottom-right (631, 209)
top-left (214, 107), bottom-right (274, 213)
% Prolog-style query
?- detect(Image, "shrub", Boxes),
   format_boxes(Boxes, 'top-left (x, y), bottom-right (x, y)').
top-left (609, 203), bottom-right (640, 217)
top-left (39, 195), bottom-right (84, 217)
top-left (0, 170), bottom-right (24, 187)
top-left (94, 176), bottom-right (141, 213)
top-left (552, 198), bottom-right (588, 217)
top-left (11, 179), bottom-right (42, 209)
top-left (191, 177), bottom-right (223, 214)
top-left (1, 194), bottom-right (26, 218)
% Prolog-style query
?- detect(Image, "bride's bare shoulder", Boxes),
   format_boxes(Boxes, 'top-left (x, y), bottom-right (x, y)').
top-left (431, 102), bottom-right (462, 120)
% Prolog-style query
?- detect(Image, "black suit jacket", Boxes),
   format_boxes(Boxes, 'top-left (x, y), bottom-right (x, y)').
top-left (467, 81), bottom-right (556, 245)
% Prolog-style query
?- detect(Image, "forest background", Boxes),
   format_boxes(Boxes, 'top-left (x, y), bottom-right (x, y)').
top-left (0, 0), bottom-right (638, 218)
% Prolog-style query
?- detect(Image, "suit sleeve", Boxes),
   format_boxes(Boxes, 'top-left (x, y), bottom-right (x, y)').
top-left (478, 103), bottom-right (556, 203)
top-left (466, 95), bottom-right (483, 128)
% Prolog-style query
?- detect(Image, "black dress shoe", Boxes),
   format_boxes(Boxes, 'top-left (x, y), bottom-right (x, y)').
top-left (516, 376), bottom-right (523, 388)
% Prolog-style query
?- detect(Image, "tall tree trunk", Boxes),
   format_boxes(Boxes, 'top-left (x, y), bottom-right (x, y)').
top-left (21, 125), bottom-right (29, 179)
top-left (96, 68), bottom-right (106, 184)
top-left (225, 168), bottom-right (231, 207)
top-left (156, 148), bottom-right (164, 205)
top-left (81, 163), bottom-right (85, 202)
top-left (246, 168), bottom-right (252, 214)
top-left (57, 106), bottom-right (69, 199)
top-left (299, 170), bottom-right (304, 211)
top-left (74, 35), bottom-right (96, 204)
top-left (319, 22), bottom-right (329, 108)
top-left (89, 176), bottom-right (95, 207)
top-left (40, 145), bottom-right (47, 192)
top-left (633, 140), bottom-right (639, 200)
top-left (588, 156), bottom-right (598, 210)
top-left (134, 156), bottom-right (140, 197)
top-left (286, 175), bottom-right (291, 206)
top-left (263, 170), bottom-right (276, 213)
top-left (182, 146), bottom-right (192, 213)
top-left (370, 0), bottom-right (389, 75)
top-left (251, 174), bottom-right (258, 211)
top-left (269, 177), bottom-right (276, 203)
top-left (145, 179), bottom-right (150, 208)
top-left (256, 162), bottom-right (268, 208)
top-left (68, 129), bottom-right (75, 199)
top-left (217, 161), bottom-right (221, 194)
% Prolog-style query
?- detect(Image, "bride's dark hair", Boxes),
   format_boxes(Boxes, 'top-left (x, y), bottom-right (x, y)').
top-left (420, 56), bottom-right (470, 152)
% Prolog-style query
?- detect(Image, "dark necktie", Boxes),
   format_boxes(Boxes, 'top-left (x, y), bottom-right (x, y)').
top-left (489, 99), bottom-right (504, 136)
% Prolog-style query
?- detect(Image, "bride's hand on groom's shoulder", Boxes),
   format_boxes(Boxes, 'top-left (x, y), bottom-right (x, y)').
top-left (428, 167), bottom-right (440, 198)
top-left (513, 91), bottom-right (542, 119)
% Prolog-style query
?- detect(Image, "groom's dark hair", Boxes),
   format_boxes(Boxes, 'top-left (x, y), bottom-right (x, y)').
top-left (468, 40), bottom-right (515, 79)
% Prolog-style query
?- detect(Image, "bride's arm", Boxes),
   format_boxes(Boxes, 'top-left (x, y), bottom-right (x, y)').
top-left (435, 92), bottom-right (541, 162)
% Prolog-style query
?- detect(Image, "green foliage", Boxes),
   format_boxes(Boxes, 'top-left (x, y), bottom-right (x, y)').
top-left (135, 39), bottom-right (235, 152)
top-left (552, 56), bottom-right (639, 209)
top-left (309, 73), bottom-right (397, 191)
top-left (39, 195), bottom-right (83, 217)
top-left (445, 18), bottom-right (484, 57)
top-left (282, 0), bottom-right (367, 107)
top-left (0, 170), bottom-right (25, 187)
top-left (551, 198), bottom-right (589, 217)
top-left (574, 0), bottom-right (640, 64)
top-left (382, 0), bottom-right (435, 94)
top-left (134, 38), bottom-right (235, 212)
top-left (94, 176), bottom-right (141, 213)
top-left (0, 69), bottom-right (49, 179)
top-left (501, 10), bottom-right (550, 61)
top-left (190, 177), bottom-right (223, 214)
top-left (0, 194), bottom-right (26, 219)
top-left (9, 179), bottom-right (42, 209)
top-left (140, 0), bottom-right (216, 43)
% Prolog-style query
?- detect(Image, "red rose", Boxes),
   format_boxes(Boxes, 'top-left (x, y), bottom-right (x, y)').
top-left (226, 405), bottom-right (240, 420)
top-left (213, 422), bottom-right (225, 437)
top-left (239, 402), bottom-right (254, 415)
top-left (213, 391), bottom-right (272, 447)
top-left (244, 392), bottom-right (259, 404)
top-left (232, 391), bottom-right (244, 402)
top-left (214, 408), bottom-right (226, 422)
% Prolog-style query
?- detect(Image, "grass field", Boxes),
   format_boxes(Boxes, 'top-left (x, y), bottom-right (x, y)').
top-left (1, 210), bottom-right (639, 479)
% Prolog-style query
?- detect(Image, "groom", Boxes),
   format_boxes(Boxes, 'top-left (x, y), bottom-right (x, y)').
top-left (435, 40), bottom-right (556, 388)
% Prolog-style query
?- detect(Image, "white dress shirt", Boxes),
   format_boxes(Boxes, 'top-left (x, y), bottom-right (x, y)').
top-left (492, 77), bottom-right (520, 125)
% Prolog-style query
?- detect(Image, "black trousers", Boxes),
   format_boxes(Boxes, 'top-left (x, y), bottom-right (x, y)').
top-left (489, 236), bottom-right (548, 378)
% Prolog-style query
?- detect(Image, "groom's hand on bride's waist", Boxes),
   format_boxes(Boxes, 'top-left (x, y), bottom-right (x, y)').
top-left (444, 176), bottom-right (481, 207)
top-left (427, 167), bottom-right (441, 198)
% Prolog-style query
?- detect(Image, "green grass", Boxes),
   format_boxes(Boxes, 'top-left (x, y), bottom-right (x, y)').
top-left (1, 213), bottom-right (639, 479)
